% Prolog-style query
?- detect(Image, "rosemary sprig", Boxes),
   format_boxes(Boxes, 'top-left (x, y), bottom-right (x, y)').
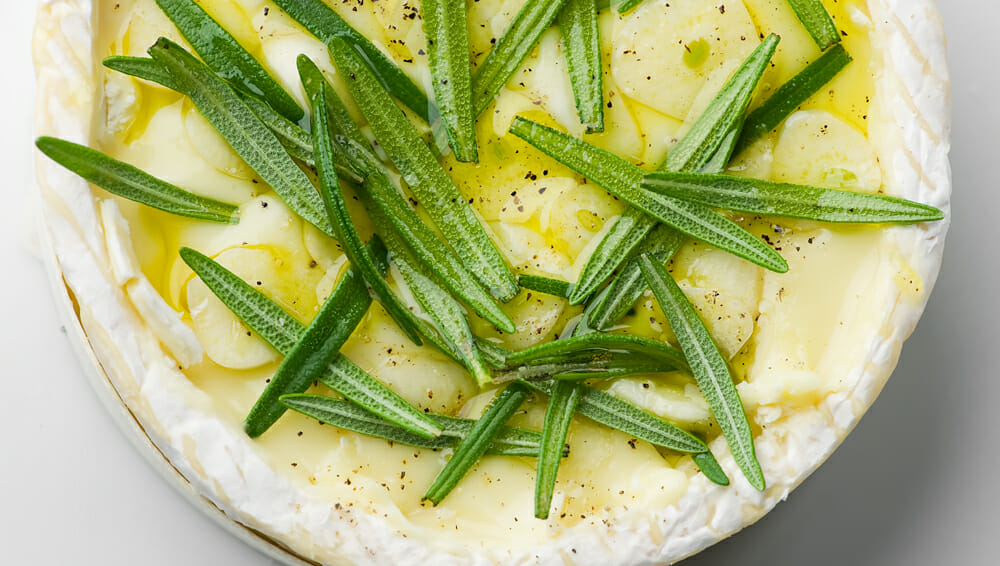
top-left (280, 394), bottom-right (545, 456)
top-left (581, 38), bottom-right (851, 330)
top-left (154, 0), bottom-right (304, 123)
top-left (786, 0), bottom-right (841, 50)
top-left (642, 171), bottom-right (945, 223)
top-left (295, 55), bottom-right (514, 333)
top-left (424, 383), bottom-right (531, 504)
top-left (463, 337), bottom-right (723, 485)
top-left (509, 118), bottom-right (788, 273)
top-left (270, 0), bottom-right (432, 122)
top-left (309, 78), bottom-right (424, 344)
top-left (148, 38), bottom-right (334, 237)
top-left (471, 0), bottom-right (570, 116)
top-left (35, 137), bottom-right (239, 224)
top-left (735, 44), bottom-right (853, 154)
top-left (329, 37), bottom-right (519, 302)
top-left (640, 255), bottom-right (764, 490)
top-left (179, 247), bottom-right (442, 438)
top-left (558, 0), bottom-right (604, 133)
top-left (423, 0), bottom-right (478, 161)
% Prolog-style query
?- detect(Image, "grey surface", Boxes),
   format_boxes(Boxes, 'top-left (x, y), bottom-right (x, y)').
top-left (1, 1), bottom-right (997, 565)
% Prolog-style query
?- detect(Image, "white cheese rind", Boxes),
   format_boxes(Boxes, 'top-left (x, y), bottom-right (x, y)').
top-left (32, 1), bottom-right (951, 565)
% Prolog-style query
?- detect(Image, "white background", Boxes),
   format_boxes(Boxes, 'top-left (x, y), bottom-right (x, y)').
top-left (1, 1), bottom-right (997, 564)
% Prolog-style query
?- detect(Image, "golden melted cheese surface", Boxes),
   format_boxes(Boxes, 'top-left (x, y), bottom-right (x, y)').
top-left (89, 0), bottom-right (912, 548)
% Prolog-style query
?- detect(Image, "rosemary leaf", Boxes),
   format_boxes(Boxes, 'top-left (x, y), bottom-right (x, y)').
top-left (534, 380), bottom-right (582, 519)
top-left (179, 247), bottom-right (442, 438)
top-left (523, 381), bottom-right (708, 454)
top-left (395, 235), bottom-right (494, 386)
top-left (569, 208), bottom-right (653, 305)
top-left (296, 55), bottom-right (368, 149)
top-left (154, 0), bottom-right (304, 122)
top-left (424, 383), bottom-right (531, 504)
top-left (786, 0), bottom-right (841, 50)
top-left (700, 119), bottom-right (744, 175)
top-left (103, 55), bottom-right (178, 90)
top-left (643, 171), bottom-right (945, 223)
top-left (661, 34), bottom-right (780, 172)
top-left (504, 333), bottom-right (687, 375)
top-left (423, 0), bottom-right (478, 161)
top-left (735, 44), bottom-right (852, 154)
top-left (517, 274), bottom-right (572, 298)
top-left (241, 93), bottom-right (316, 167)
top-left (471, 0), bottom-right (569, 116)
top-left (616, 0), bottom-right (645, 15)
top-left (281, 394), bottom-right (543, 456)
top-left (558, 0), bottom-right (604, 133)
top-left (640, 255), bottom-right (764, 490)
top-left (475, 339), bottom-right (512, 369)
top-left (149, 38), bottom-right (333, 237)
top-left (271, 0), bottom-right (432, 122)
top-left (329, 37), bottom-right (519, 301)
top-left (693, 451), bottom-right (730, 486)
top-left (243, 243), bottom-right (375, 438)
top-left (35, 137), bottom-right (238, 224)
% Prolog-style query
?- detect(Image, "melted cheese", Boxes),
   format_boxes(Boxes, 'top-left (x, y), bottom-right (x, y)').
top-left (90, 0), bottom-right (904, 553)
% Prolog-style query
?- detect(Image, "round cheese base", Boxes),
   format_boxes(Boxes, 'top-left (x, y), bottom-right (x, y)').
top-left (33, 0), bottom-right (950, 564)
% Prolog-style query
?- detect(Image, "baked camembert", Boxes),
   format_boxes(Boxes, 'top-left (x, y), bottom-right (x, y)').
top-left (33, 0), bottom-right (951, 564)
